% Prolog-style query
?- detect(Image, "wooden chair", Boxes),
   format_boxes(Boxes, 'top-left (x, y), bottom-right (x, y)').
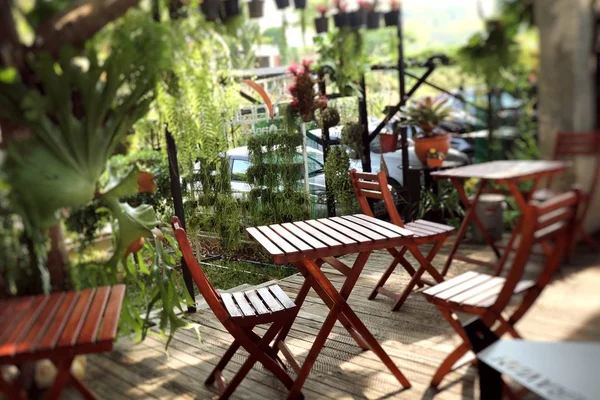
top-left (533, 131), bottom-right (599, 251)
top-left (349, 170), bottom-right (455, 311)
top-left (171, 217), bottom-right (300, 400)
top-left (423, 190), bottom-right (581, 388)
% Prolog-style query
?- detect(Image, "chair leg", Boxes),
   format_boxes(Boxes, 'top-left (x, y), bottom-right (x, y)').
top-left (206, 341), bottom-right (240, 385)
top-left (431, 342), bottom-right (470, 388)
top-left (69, 373), bottom-right (97, 400)
top-left (218, 355), bottom-right (256, 400)
top-left (369, 257), bottom-right (400, 300)
top-left (391, 266), bottom-right (425, 311)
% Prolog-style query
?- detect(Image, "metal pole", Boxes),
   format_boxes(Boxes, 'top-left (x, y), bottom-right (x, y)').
top-left (300, 123), bottom-right (310, 204)
top-left (397, 4), bottom-right (409, 189)
top-left (318, 74), bottom-right (336, 217)
top-left (165, 130), bottom-right (196, 313)
top-left (359, 75), bottom-right (372, 172)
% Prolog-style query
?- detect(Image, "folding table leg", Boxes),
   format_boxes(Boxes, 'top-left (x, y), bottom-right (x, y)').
top-left (0, 374), bottom-right (25, 400)
top-left (69, 373), bottom-right (97, 400)
top-left (45, 357), bottom-right (75, 400)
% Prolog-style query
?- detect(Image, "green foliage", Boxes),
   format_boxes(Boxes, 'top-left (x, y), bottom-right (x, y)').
top-left (246, 107), bottom-right (309, 225)
top-left (340, 122), bottom-right (364, 161)
top-left (404, 182), bottom-right (464, 228)
top-left (401, 97), bottom-right (452, 137)
top-left (315, 29), bottom-right (366, 97)
top-left (458, 20), bottom-right (519, 87)
top-left (323, 146), bottom-right (359, 215)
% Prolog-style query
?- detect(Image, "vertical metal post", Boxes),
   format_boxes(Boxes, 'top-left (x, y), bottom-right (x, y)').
top-left (166, 131), bottom-right (196, 313)
top-left (397, 4), bottom-right (409, 188)
top-left (359, 75), bottom-right (372, 172)
top-left (318, 75), bottom-right (336, 217)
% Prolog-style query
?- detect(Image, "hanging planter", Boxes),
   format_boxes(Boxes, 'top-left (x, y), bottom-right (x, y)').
top-left (349, 9), bottom-right (366, 29)
top-left (294, 0), bottom-right (306, 9)
top-left (314, 5), bottom-right (329, 33)
top-left (333, 11), bottom-right (349, 27)
top-left (248, 0), bottom-right (264, 18)
top-left (384, 0), bottom-right (400, 26)
top-left (380, 133), bottom-right (398, 153)
top-left (275, 0), bottom-right (289, 9)
top-left (366, 11), bottom-right (380, 29)
top-left (224, 0), bottom-right (241, 17)
top-left (201, 0), bottom-right (221, 21)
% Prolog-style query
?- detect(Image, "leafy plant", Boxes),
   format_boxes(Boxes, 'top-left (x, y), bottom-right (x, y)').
top-left (341, 122), bottom-right (364, 161)
top-left (315, 30), bottom-right (367, 97)
top-left (324, 146), bottom-right (359, 215)
top-left (289, 60), bottom-right (327, 122)
top-left (401, 97), bottom-right (452, 137)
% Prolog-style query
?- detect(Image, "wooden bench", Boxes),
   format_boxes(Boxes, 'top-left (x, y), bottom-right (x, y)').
top-left (0, 285), bottom-right (126, 399)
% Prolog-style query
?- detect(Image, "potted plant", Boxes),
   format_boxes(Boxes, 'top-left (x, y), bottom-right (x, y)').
top-left (294, 0), bottom-right (307, 9)
top-left (380, 131), bottom-right (398, 153)
top-left (275, 0), bottom-right (290, 9)
top-left (201, 0), bottom-right (221, 21)
top-left (384, 0), bottom-right (400, 26)
top-left (333, 0), bottom-right (349, 27)
top-left (366, 0), bottom-right (380, 30)
top-left (350, 0), bottom-right (370, 29)
top-left (426, 148), bottom-right (444, 168)
top-left (401, 97), bottom-right (452, 164)
top-left (224, 0), bottom-right (241, 17)
top-left (315, 5), bottom-right (329, 33)
top-left (248, 0), bottom-right (264, 18)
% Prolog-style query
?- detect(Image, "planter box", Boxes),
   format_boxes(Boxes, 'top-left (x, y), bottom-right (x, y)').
top-left (294, 0), bottom-right (306, 9)
top-left (366, 11), bottom-right (380, 29)
top-left (201, 0), bottom-right (220, 21)
top-left (349, 9), bottom-right (366, 29)
top-left (224, 0), bottom-right (240, 17)
top-left (333, 12), bottom-right (349, 27)
top-left (275, 0), bottom-right (289, 9)
top-left (384, 10), bottom-right (399, 26)
top-left (248, 0), bottom-right (264, 18)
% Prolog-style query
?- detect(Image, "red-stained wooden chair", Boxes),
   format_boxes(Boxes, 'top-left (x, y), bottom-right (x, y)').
top-left (349, 170), bottom-right (455, 311)
top-left (533, 132), bottom-right (600, 251)
top-left (0, 285), bottom-right (125, 400)
top-left (423, 190), bottom-right (580, 388)
top-left (171, 217), bottom-right (300, 400)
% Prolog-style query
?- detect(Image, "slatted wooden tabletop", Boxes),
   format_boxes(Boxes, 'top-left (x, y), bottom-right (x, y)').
top-left (430, 160), bottom-right (569, 182)
top-left (247, 214), bottom-right (414, 264)
top-left (0, 285), bottom-right (125, 364)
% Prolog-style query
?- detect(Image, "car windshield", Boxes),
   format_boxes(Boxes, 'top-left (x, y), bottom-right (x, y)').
top-left (231, 153), bottom-right (324, 182)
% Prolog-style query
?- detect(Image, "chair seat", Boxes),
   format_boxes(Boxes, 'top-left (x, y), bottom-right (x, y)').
top-left (220, 285), bottom-right (296, 323)
top-left (405, 219), bottom-right (455, 242)
top-left (423, 271), bottom-right (535, 310)
top-left (532, 188), bottom-right (558, 202)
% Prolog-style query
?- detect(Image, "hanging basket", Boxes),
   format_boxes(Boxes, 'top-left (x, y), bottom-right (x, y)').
top-left (349, 9), bottom-right (366, 29)
top-left (314, 16), bottom-right (329, 33)
top-left (248, 0), bottom-right (264, 18)
top-left (275, 0), bottom-right (289, 9)
top-left (384, 10), bottom-right (399, 26)
top-left (333, 12), bottom-right (349, 27)
top-left (366, 11), bottom-right (380, 29)
top-left (380, 133), bottom-right (398, 153)
top-left (224, 0), bottom-right (241, 17)
top-left (294, 0), bottom-right (306, 9)
top-left (201, 0), bottom-right (221, 21)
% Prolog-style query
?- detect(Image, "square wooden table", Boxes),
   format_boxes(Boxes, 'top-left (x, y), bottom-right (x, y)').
top-left (247, 214), bottom-right (417, 399)
top-left (431, 160), bottom-right (569, 276)
top-left (0, 285), bottom-right (125, 400)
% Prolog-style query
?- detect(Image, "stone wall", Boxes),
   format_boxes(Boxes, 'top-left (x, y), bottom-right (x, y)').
top-left (535, 0), bottom-right (599, 232)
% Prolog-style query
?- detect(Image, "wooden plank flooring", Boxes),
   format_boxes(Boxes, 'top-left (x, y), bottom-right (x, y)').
top-left (83, 243), bottom-right (600, 399)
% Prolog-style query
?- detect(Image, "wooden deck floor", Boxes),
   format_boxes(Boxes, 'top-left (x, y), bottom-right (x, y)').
top-left (83, 243), bottom-right (600, 399)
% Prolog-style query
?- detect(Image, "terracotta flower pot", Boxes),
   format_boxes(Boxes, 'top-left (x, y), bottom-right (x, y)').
top-left (414, 134), bottom-right (450, 164)
top-left (427, 158), bottom-right (443, 168)
top-left (380, 133), bottom-right (398, 153)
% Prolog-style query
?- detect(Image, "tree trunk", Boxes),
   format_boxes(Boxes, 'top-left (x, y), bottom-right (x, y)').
top-left (47, 225), bottom-right (70, 292)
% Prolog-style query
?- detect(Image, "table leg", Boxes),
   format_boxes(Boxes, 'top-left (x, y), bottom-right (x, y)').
top-left (45, 357), bottom-right (75, 400)
top-left (0, 373), bottom-right (25, 400)
top-left (289, 255), bottom-right (411, 398)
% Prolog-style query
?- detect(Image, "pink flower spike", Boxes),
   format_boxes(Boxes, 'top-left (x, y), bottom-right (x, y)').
top-left (288, 63), bottom-right (300, 75)
top-left (302, 59), bottom-right (313, 70)
top-left (316, 5), bottom-right (328, 16)
top-left (358, 0), bottom-right (372, 10)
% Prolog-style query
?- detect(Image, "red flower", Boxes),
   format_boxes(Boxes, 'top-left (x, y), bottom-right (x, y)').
top-left (302, 59), bottom-right (313, 69)
top-left (288, 84), bottom-right (296, 94)
top-left (390, 0), bottom-right (399, 10)
top-left (316, 5), bottom-right (327, 15)
top-left (288, 63), bottom-right (301, 75)
top-left (358, 0), bottom-right (372, 10)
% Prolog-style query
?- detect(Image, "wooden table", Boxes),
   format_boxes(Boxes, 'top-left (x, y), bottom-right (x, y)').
top-left (431, 160), bottom-right (569, 276)
top-left (247, 214), bottom-right (416, 399)
top-left (0, 285), bottom-right (126, 399)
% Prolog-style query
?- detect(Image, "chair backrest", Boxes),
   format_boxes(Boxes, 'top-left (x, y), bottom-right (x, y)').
top-left (349, 169), bottom-right (405, 227)
top-left (548, 132), bottom-right (600, 193)
top-left (490, 190), bottom-right (581, 314)
top-left (171, 217), bottom-right (229, 322)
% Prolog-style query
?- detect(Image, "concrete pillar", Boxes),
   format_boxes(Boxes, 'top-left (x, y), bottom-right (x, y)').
top-left (535, 0), bottom-right (599, 232)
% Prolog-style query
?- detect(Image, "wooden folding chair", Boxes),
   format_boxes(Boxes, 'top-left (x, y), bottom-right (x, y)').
top-left (533, 131), bottom-right (599, 251)
top-left (171, 217), bottom-right (300, 399)
top-left (423, 190), bottom-right (581, 388)
top-left (349, 170), bottom-right (455, 311)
